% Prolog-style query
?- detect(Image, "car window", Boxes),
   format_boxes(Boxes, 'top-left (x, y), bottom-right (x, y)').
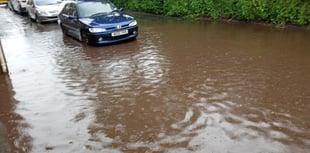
top-left (35, 0), bottom-right (60, 6)
top-left (27, 0), bottom-right (33, 5)
top-left (68, 3), bottom-right (77, 16)
top-left (61, 3), bottom-right (72, 15)
top-left (77, 0), bottom-right (117, 18)
top-left (62, 3), bottom-right (77, 16)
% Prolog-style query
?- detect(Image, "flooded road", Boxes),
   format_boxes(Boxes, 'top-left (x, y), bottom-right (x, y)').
top-left (1, 5), bottom-right (310, 153)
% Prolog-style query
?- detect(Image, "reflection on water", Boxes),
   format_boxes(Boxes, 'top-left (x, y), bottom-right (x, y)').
top-left (0, 75), bottom-right (32, 153)
top-left (1, 7), bottom-right (310, 153)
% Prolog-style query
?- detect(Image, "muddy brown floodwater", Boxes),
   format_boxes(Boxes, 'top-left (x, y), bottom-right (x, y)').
top-left (1, 5), bottom-right (310, 153)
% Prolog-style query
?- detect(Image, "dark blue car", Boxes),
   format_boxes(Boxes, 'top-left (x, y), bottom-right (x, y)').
top-left (58, 0), bottom-right (138, 45)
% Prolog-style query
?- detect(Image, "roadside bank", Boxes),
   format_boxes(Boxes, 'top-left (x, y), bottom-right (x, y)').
top-left (0, 40), bottom-right (8, 74)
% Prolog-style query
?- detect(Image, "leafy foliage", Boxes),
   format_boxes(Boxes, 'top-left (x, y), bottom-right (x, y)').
top-left (112, 0), bottom-right (310, 25)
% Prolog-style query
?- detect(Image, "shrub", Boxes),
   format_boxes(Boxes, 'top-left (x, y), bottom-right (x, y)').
top-left (111, 0), bottom-right (310, 26)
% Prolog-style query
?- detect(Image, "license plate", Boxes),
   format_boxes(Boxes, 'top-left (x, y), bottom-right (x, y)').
top-left (112, 30), bottom-right (128, 37)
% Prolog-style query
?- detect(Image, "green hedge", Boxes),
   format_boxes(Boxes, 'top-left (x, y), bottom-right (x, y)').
top-left (112, 0), bottom-right (310, 26)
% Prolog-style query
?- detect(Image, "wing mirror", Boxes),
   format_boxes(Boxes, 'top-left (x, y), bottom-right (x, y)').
top-left (119, 8), bottom-right (124, 15)
top-left (68, 15), bottom-right (77, 20)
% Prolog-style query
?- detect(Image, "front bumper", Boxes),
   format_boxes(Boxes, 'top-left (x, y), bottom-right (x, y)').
top-left (86, 26), bottom-right (139, 45)
top-left (19, 7), bottom-right (27, 13)
top-left (37, 15), bottom-right (58, 23)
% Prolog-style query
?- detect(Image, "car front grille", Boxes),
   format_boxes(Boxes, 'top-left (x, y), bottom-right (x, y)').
top-left (47, 16), bottom-right (57, 19)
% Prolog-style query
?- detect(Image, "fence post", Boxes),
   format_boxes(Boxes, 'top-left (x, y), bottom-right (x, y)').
top-left (0, 40), bottom-right (8, 74)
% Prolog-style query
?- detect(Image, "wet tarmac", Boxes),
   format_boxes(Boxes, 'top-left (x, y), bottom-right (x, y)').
top-left (0, 5), bottom-right (310, 153)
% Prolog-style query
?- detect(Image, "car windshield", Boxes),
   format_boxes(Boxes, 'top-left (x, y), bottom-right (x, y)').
top-left (77, 0), bottom-right (118, 18)
top-left (35, 0), bottom-right (60, 6)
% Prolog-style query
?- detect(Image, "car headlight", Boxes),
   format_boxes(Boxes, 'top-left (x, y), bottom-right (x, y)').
top-left (37, 9), bottom-right (48, 16)
top-left (129, 20), bottom-right (137, 27)
top-left (89, 28), bottom-right (107, 33)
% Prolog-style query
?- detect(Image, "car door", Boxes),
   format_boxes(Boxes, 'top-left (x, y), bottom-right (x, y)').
top-left (60, 3), bottom-right (80, 39)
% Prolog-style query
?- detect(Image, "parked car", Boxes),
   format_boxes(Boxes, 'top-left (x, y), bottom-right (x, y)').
top-left (26, 0), bottom-right (61, 23)
top-left (58, 0), bottom-right (138, 45)
top-left (8, 0), bottom-right (27, 13)
top-left (0, 0), bottom-right (8, 5)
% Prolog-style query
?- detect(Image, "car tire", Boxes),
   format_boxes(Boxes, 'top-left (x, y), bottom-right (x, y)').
top-left (35, 14), bottom-right (41, 23)
top-left (12, 5), bottom-right (17, 13)
top-left (18, 5), bottom-right (22, 14)
top-left (60, 24), bottom-right (67, 35)
top-left (80, 31), bottom-right (89, 44)
top-left (27, 13), bottom-right (32, 21)
top-left (8, 2), bottom-right (13, 11)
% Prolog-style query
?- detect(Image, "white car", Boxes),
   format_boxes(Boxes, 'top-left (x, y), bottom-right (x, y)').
top-left (26, 0), bottom-right (61, 23)
top-left (8, 0), bottom-right (28, 14)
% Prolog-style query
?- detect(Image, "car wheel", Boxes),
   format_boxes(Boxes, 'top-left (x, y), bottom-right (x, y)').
top-left (35, 14), bottom-right (41, 23)
top-left (12, 5), bottom-right (17, 13)
top-left (60, 24), bottom-right (67, 35)
top-left (18, 5), bottom-right (22, 14)
top-left (80, 31), bottom-right (89, 44)
top-left (27, 13), bottom-right (32, 21)
top-left (8, 3), bottom-right (13, 11)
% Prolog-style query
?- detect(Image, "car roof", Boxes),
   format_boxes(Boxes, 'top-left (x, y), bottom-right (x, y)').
top-left (64, 0), bottom-right (112, 4)
top-left (61, 0), bottom-right (115, 10)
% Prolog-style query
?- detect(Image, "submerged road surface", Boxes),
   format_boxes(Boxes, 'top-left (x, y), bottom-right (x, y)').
top-left (0, 5), bottom-right (310, 153)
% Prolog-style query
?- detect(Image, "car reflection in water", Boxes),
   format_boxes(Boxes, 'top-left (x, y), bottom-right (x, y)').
top-left (0, 74), bottom-right (32, 153)
top-left (57, 30), bottom-right (170, 152)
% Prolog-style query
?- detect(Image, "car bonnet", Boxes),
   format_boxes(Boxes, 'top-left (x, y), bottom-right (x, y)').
top-left (79, 13), bottom-right (135, 28)
top-left (36, 4), bottom-right (60, 12)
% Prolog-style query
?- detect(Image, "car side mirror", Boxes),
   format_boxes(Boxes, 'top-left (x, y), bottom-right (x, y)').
top-left (118, 8), bottom-right (124, 15)
top-left (68, 15), bottom-right (77, 20)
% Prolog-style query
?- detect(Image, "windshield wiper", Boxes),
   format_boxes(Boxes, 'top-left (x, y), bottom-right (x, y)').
top-left (90, 12), bottom-right (108, 17)
top-left (45, 3), bottom-right (57, 5)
